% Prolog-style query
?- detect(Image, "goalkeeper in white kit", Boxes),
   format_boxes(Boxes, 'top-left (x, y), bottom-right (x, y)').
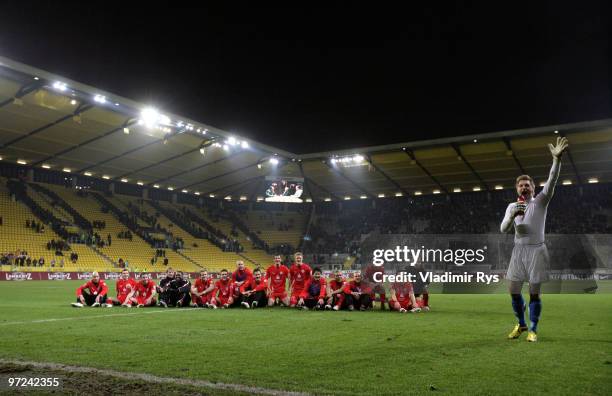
top-left (500, 136), bottom-right (568, 342)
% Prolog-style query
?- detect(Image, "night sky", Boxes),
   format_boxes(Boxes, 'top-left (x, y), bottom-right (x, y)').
top-left (0, 3), bottom-right (610, 154)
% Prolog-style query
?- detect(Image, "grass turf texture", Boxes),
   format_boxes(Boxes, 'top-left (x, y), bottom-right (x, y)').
top-left (0, 281), bottom-right (610, 395)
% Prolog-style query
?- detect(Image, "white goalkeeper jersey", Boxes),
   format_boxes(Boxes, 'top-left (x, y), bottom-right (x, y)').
top-left (500, 158), bottom-right (561, 245)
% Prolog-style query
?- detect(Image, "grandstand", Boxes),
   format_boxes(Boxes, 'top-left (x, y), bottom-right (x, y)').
top-left (0, 55), bottom-right (611, 275)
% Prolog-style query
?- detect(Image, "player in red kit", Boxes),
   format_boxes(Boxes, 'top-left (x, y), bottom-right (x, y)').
top-left (112, 269), bottom-right (137, 307)
top-left (289, 252), bottom-right (312, 307)
top-left (232, 260), bottom-right (252, 303)
top-left (135, 273), bottom-right (157, 307)
top-left (298, 267), bottom-right (326, 310)
top-left (364, 263), bottom-right (387, 310)
top-left (211, 269), bottom-right (234, 309)
top-left (266, 255), bottom-right (290, 307)
top-left (328, 269), bottom-right (346, 310)
top-left (240, 268), bottom-right (268, 308)
top-left (343, 272), bottom-right (373, 311)
top-left (71, 271), bottom-right (112, 307)
top-left (191, 269), bottom-right (215, 307)
top-left (389, 277), bottom-right (421, 313)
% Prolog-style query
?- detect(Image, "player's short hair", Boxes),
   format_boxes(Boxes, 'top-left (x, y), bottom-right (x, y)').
top-left (253, 268), bottom-right (261, 274)
top-left (121, 268), bottom-right (129, 272)
top-left (516, 175), bottom-right (535, 186)
top-left (92, 271), bottom-right (99, 277)
top-left (312, 267), bottom-right (322, 274)
top-left (220, 269), bottom-right (228, 273)
top-left (294, 251), bottom-right (303, 257)
top-left (200, 269), bottom-right (207, 274)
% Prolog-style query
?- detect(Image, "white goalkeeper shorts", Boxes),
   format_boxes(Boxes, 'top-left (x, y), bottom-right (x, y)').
top-left (506, 243), bottom-right (550, 284)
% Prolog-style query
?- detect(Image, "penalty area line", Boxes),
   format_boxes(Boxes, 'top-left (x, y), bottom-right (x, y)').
top-left (0, 359), bottom-right (312, 396)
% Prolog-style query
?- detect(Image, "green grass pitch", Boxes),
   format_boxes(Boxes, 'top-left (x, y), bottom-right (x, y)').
top-left (0, 281), bottom-right (610, 395)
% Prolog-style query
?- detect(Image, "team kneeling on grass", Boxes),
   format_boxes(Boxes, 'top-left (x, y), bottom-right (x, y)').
top-left (71, 252), bottom-right (430, 312)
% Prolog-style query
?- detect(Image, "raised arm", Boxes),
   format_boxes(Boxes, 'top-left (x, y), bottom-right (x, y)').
top-left (540, 136), bottom-right (568, 201)
top-left (500, 204), bottom-right (516, 233)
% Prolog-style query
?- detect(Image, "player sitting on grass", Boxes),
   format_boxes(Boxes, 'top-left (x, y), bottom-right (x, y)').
top-left (328, 269), bottom-right (347, 310)
top-left (240, 268), bottom-right (268, 308)
top-left (211, 269), bottom-right (234, 309)
top-left (501, 136), bottom-right (568, 342)
top-left (389, 275), bottom-right (421, 313)
top-left (191, 269), bottom-right (215, 308)
top-left (289, 252), bottom-right (312, 307)
top-left (364, 263), bottom-right (387, 310)
top-left (71, 271), bottom-right (113, 308)
top-left (157, 267), bottom-right (175, 308)
top-left (170, 271), bottom-right (192, 307)
top-left (232, 260), bottom-right (253, 304)
top-left (111, 269), bottom-right (137, 308)
top-left (135, 273), bottom-right (157, 307)
top-left (297, 267), bottom-right (326, 310)
top-left (343, 272), bottom-right (373, 311)
top-left (266, 255), bottom-right (290, 307)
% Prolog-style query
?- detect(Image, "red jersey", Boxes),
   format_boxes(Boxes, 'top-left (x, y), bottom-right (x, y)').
top-left (343, 280), bottom-right (372, 295)
top-left (232, 268), bottom-right (253, 284)
top-left (194, 278), bottom-right (214, 293)
top-left (266, 264), bottom-right (290, 292)
top-left (328, 278), bottom-right (345, 294)
top-left (136, 280), bottom-right (156, 299)
top-left (301, 277), bottom-right (327, 299)
top-left (214, 278), bottom-right (233, 298)
top-left (76, 279), bottom-right (108, 297)
top-left (116, 278), bottom-right (136, 297)
top-left (392, 283), bottom-right (414, 303)
top-left (289, 263), bottom-right (312, 290)
top-left (240, 277), bottom-right (268, 293)
top-left (364, 264), bottom-right (383, 282)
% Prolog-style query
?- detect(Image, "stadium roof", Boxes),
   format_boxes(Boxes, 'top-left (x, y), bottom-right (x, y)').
top-left (1, 55), bottom-right (611, 201)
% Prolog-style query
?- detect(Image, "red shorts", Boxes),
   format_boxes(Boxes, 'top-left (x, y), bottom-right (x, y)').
top-left (117, 294), bottom-right (132, 304)
top-left (191, 293), bottom-right (212, 305)
top-left (215, 295), bottom-right (233, 306)
top-left (269, 291), bottom-right (287, 300)
top-left (137, 295), bottom-right (156, 306)
top-left (391, 299), bottom-right (412, 310)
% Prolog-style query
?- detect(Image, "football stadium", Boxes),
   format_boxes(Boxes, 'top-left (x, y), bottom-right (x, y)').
top-left (1, 8), bottom-right (611, 395)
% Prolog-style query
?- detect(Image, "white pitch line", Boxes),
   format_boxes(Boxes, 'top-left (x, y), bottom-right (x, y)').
top-left (0, 359), bottom-right (312, 396)
top-left (0, 308), bottom-right (200, 326)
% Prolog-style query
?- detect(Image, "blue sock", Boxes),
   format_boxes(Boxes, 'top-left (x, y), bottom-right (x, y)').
top-left (529, 295), bottom-right (542, 332)
top-left (511, 294), bottom-right (526, 327)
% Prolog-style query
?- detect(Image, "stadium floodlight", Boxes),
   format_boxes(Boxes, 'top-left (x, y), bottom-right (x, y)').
top-left (182, 189), bottom-right (188, 193)
top-left (378, 193), bottom-right (385, 198)
top-left (554, 130), bottom-right (559, 134)
top-left (324, 198), bottom-right (332, 202)
top-left (120, 178), bottom-right (128, 183)
top-left (93, 94), bottom-right (106, 104)
top-left (257, 196), bottom-right (264, 202)
top-left (140, 107), bottom-right (161, 128)
top-left (414, 191), bottom-right (422, 196)
top-left (17, 160), bottom-right (27, 165)
top-left (70, 99), bottom-right (77, 105)
top-left (344, 196), bottom-right (351, 200)
top-left (473, 186), bottom-right (481, 191)
top-left (495, 185), bottom-right (503, 190)
top-left (330, 158), bottom-right (337, 165)
top-left (203, 128), bottom-right (208, 134)
top-left (194, 191), bottom-right (200, 195)
top-left (305, 198), bottom-right (312, 202)
top-left (223, 144), bottom-right (229, 151)
top-left (0, 156), bottom-right (3, 160)
top-left (153, 184), bottom-right (160, 188)
top-left (227, 137), bottom-right (237, 145)
top-left (137, 181), bottom-right (144, 186)
top-left (453, 188), bottom-right (461, 193)
top-left (84, 172), bottom-right (92, 176)
top-left (52, 81), bottom-right (67, 91)
top-left (360, 195), bottom-right (367, 199)
top-left (241, 140), bottom-right (249, 149)
top-left (123, 127), bottom-right (130, 134)
top-left (473, 139), bottom-right (478, 143)
top-left (353, 154), bottom-right (364, 162)
top-left (167, 187), bottom-right (174, 191)
top-left (33, 76), bottom-right (39, 80)
top-left (209, 194), bottom-right (215, 198)
top-left (257, 163), bottom-right (262, 169)
top-left (102, 175), bottom-right (110, 180)
top-left (433, 189), bottom-right (441, 194)
top-left (177, 121), bottom-right (184, 127)
top-left (41, 164), bottom-right (51, 169)
top-left (588, 178), bottom-right (599, 184)
top-left (200, 148), bottom-right (205, 154)
top-left (539, 181), bottom-right (546, 187)
top-left (62, 168), bottom-right (71, 173)
top-left (395, 192), bottom-right (403, 197)
top-left (240, 196), bottom-right (247, 201)
top-left (225, 196), bottom-right (232, 200)
top-left (114, 103), bottom-right (120, 106)
top-left (269, 158), bottom-right (279, 165)
top-left (562, 180), bottom-right (572, 185)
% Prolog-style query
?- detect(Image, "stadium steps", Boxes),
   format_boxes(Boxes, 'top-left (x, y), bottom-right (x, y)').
top-left (148, 200), bottom-right (206, 239)
top-left (173, 250), bottom-right (204, 270)
top-left (42, 185), bottom-right (199, 272)
top-left (26, 184), bottom-right (73, 224)
top-left (29, 183), bottom-right (93, 231)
